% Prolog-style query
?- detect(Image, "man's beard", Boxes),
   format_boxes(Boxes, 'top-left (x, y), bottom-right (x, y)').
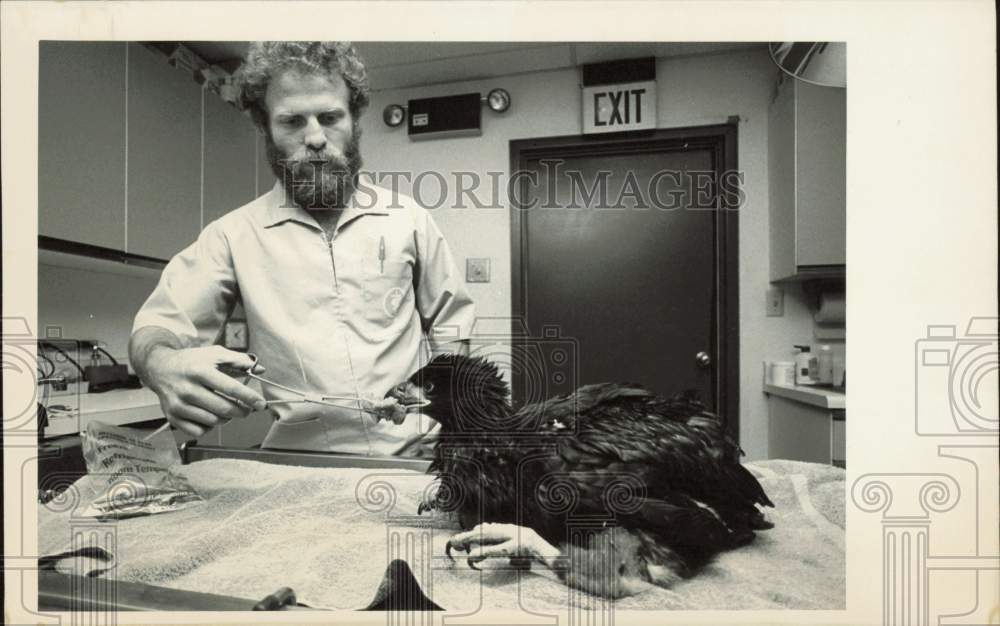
top-left (267, 127), bottom-right (363, 210)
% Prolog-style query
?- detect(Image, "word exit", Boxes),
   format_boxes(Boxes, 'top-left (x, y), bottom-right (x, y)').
top-left (582, 80), bottom-right (657, 134)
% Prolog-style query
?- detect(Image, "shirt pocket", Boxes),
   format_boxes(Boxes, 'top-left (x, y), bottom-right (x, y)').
top-left (361, 258), bottom-right (414, 330)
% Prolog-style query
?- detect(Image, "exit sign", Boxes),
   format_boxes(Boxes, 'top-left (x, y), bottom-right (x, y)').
top-left (582, 80), bottom-right (656, 134)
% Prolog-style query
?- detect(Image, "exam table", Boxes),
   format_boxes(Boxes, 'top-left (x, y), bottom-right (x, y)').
top-left (38, 444), bottom-right (846, 612)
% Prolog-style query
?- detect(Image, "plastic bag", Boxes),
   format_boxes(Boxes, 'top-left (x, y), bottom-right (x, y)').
top-left (80, 420), bottom-right (203, 519)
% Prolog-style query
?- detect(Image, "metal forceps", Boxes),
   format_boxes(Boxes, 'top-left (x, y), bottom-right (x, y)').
top-left (238, 353), bottom-right (364, 411)
top-left (240, 352), bottom-right (380, 455)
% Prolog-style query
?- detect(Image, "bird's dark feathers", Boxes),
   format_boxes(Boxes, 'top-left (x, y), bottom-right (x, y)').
top-left (409, 353), bottom-right (774, 594)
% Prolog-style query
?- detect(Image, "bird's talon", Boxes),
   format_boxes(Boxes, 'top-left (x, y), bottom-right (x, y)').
top-left (445, 540), bottom-right (466, 560)
top-left (467, 556), bottom-right (484, 570)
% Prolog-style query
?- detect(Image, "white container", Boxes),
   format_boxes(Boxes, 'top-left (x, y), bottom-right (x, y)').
top-left (769, 361), bottom-right (796, 386)
top-left (833, 356), bottom-right (846, 388)
top-left (794, 345), bottom-right (816, 386)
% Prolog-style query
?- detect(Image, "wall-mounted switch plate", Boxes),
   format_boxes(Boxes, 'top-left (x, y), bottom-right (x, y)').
top-left (766, 288), bottom-right (784, 317)
top-left (223, 319), bottom-right (249, 351)
top-left (466, 258), bottom-right (491, 283)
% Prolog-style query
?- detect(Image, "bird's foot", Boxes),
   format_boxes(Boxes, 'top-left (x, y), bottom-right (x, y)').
top-left (445, 523), bottom-right (560, 571)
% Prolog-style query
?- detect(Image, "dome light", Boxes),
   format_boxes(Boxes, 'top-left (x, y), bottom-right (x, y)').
top-left (485, 88), bottom-right (511, 113)
top-left (382, 104), bottom-right (406, 127)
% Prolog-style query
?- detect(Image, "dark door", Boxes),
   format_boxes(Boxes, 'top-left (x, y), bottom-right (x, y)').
top-left (510, 125), bottom-right (739, 436)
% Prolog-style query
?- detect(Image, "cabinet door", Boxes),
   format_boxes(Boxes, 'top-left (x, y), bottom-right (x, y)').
top-left (126, 43), bottom-right (202, 260)
top-left (768, 396), bottom-right (832, 463)
top-left (831, 409), bottom-right (846, 467)
top-left (203, 96), bottom-right (257, 225)
top-left (39, 42), bottom-right (127, 250)
top-left (795, 82), bottom-right (846, 267)
top-left (768, 77), bottom-right (797, 281)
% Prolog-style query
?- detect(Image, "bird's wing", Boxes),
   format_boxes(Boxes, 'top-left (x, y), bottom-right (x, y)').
top-left (520, 382), bottom-right (652, 428)
top-left (528, 388), bottom-right (773, 512)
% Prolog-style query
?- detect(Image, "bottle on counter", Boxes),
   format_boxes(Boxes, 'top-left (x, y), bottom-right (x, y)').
top-left (833, 355), bottom-right (846, 388)
top-left (794, 345), bottom-right (816, 386)
top-left (817, 345), bottom-right (835, 385)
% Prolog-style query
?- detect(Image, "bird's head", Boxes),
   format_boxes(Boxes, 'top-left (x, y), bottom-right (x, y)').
top-left (384, 353), bottom-right (511, 432)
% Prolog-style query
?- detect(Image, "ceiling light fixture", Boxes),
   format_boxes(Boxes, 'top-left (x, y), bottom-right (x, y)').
top-left (484, 88), bottom-right (511, 113)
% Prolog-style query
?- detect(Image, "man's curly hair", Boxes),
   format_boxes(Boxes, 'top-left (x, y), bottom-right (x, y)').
top-left (235, 42), bottom-right (371, 131)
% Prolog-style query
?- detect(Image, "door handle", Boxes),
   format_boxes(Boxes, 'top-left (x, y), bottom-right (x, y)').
top-left (695, 351), bottom-right (711, 368)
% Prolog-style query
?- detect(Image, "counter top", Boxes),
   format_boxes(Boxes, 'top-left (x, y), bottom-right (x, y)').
top-left (764, 383), bottom-right (846, 410)
top-left (44, 387), bottom-right (162, 437)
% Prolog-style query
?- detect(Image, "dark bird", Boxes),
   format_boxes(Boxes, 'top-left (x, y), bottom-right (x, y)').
top-left (384, 353), bottom-right (774, 598)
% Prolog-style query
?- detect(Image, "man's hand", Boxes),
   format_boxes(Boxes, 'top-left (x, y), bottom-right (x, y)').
top-left (144, 344), bottom-right (267, 437)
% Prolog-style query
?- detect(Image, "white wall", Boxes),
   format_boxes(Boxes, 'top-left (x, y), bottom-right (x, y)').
top-left (37, 264), bottom-right (159, 364)
top-left (361, 48), bottom-right (818, 460)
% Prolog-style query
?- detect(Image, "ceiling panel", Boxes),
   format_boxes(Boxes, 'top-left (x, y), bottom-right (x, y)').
top-left (369, 44), bottom-right (575, 92)
top-left (178, 41), bottom-right (767, 91)
top-left (572, 42), bottom-right (763, 65)
top-left (183, 41), bottom-right (248, 64)
top-left (355, 42), bottom-right (553, 67)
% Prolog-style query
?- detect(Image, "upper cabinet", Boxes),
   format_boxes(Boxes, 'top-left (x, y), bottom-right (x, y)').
top-left (203, 94), bottom-right (258, 225)
top-left (769, 77), bottom-right (846, 282)
top-left (39, 42), bottom-right (128, 250)
top-left (38, 43), bottom-right (260, 262)
top-left (126, 43), bottom-right (203, 260)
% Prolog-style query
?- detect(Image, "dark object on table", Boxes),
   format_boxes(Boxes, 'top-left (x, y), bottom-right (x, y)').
top-left (38, 571), bottom-right (275, 611)
top-left (87, 372), bottom-right (143, 393)
top-left (253, 586), bottom-right (297, 610)
top-left (84, 363), bottom-right (129, 386)
top-left (385, 354), bottom-right (775, 598)
top-left (38, 546), bottom-right (114, 577)
top-left (37, 402), bottom-right (48, 444)
top-left (363, 559), bottom-right (442, 611)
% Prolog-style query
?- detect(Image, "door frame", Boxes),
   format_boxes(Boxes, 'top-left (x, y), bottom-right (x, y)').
top-left (509, 123), bottom-right (740, 441)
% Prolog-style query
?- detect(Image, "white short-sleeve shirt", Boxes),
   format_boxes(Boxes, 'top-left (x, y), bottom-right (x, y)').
top-left (133, 180), bottom-right (476, 454)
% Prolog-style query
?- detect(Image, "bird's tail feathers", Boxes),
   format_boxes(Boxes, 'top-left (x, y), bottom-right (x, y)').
top-left (735, 463), bottom-right (775, 508)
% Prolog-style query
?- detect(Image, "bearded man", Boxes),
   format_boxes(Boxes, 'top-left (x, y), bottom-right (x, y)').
top-left (129, 42), bottom-right (475, 454)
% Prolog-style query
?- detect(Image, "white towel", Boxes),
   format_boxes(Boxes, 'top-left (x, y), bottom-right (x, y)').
top-left (39, 458), bottom-right (845, 610)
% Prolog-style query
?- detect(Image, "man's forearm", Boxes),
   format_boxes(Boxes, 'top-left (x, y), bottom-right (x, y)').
top-left (129, 326), bottom-right (183, 387)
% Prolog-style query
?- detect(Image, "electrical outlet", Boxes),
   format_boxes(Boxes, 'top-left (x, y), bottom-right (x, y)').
top-left (766, 288), bottom-right (784, 317)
